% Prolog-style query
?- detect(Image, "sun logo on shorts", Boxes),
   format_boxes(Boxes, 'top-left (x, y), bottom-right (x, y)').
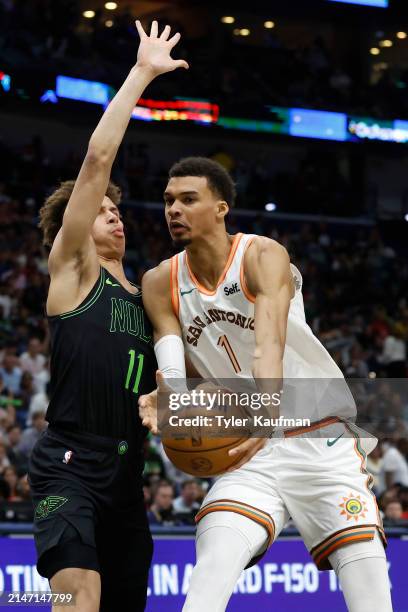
top-left (339, 493), bottom-right (368, 521)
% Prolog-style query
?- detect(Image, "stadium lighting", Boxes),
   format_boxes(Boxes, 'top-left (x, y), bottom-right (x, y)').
top-left (397, 32), bottom-right (407, 39)
top-left (83, 10), bottom-right (95, 18)
top-left (264, 21), bottom-right (275, 29)
top-left (265, 203), bottom-right (277, 212)
top-left (105, 2), bottom-right (117, 9)
top-left (240, 29), bottom-right (250, 36)
top-left (221, 16), bottom-right (235, 24)
top-left (405, 214), bottom-right (408, 222)
top-left (105, 20), bottom-right (114, 27)
top-left (370, 47), bottom-right (380, 55)
top-left (379, 39), bottom-right (393, 47)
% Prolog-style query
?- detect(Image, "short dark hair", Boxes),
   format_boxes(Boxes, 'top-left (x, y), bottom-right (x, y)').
top-left (169, 157), bottom-right (236, 207)
top-left (181, 479), bottom-right (198, 489)
top-left (39, 180), bottom-right (121, 247)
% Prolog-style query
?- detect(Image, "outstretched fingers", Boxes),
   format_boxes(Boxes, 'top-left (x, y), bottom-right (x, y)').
top-left (135, 20), bottom-right (147, 39)
top-left (160, 24), bottom-right (171, 41)
top-left (150, 19), bottom-right (158, 37)
top-left (168, 31), bottom-right (181, 48)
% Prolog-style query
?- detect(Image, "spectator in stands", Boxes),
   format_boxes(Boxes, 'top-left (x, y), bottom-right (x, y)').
top-left (382, 437), bottom-right (408, 489)
top-left (384, 500), bottom-right (403, 522)
top-left (19, 337), bottom-right (47, 385)
top-left (16, 371), bottom-right (36, 413)
top-left (366, 443), bottom-right (384, 495)
top-left (0, 372), bottom-right (12, 405)
top-left (0, 353), bottom-right (22, 395)
top-left (16, 409), bottom-right (47, 459)
top-left (16, 474), bottom-right (31, 502)
top-left (2, 465), bottom-right (20, 500)
top-left (27, 381), bottom-right (49, 426)
top-left (147, 481), bottom-right (179, 526)
top-left (173, 479), bottom-right (200, 515)
top-left (5, 424), bottom-right (27, 472)
top-left (143, 437), bottom-right (166, 481)
top-left (0, 439), bottom-right (10, 475)
top-left (380, 324), bottom-right (407, 378)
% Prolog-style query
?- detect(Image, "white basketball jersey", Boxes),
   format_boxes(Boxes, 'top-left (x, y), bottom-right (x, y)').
top-left (170, 233), bottom-right (356, 421)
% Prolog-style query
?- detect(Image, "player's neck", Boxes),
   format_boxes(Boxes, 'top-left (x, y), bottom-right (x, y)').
top-left (186, 232), bottom-right (234, 291)
top-left (98, 256), bottom-right (131, 288)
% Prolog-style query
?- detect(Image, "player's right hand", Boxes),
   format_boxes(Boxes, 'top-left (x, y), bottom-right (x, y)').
top-left (135, 20), bottom-right (189, 77)
top-left (138, 370), bottom-right (169, 435)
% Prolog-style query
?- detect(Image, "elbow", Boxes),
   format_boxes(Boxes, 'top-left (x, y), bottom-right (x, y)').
top-left (85, 145), bottom-right (111, 168)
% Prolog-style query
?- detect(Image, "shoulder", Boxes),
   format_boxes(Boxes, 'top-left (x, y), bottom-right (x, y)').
top-left (245, 236), bottom-right (290, 271)
top-left (142, 259), bottom-right (172, 293)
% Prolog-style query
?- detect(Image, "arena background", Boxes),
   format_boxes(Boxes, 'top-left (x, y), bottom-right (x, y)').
top-left (1, 0), bottom-right (408, 609)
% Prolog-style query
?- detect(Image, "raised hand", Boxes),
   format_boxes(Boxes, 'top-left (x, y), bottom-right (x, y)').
top-left (135, 20), bottom-right (189, 77)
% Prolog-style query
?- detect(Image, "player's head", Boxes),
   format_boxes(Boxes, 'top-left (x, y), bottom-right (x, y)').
top-left (165, 157), bottom-right (236, 247)
top-left (39, 180), bottom-right (124, 258)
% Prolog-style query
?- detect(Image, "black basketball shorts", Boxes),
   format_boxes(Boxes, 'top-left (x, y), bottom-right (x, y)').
top-left (28, 427), bottom-right (153, 611)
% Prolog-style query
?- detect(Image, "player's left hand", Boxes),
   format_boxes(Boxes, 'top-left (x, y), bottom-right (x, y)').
top-left (138, 370), bottom-right (170, 435)
top-left (135, 20), bottom-right (189, 77)
top-left (226, 437), bottom-right (267, 471)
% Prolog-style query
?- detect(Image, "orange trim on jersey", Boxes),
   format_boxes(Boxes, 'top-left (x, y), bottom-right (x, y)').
top-left (170, 255), bottom-right (180, 319)
top-left (185, 233), bottom-right (243, 296)
top-left (284, 416), bottom-right (340, 438)
top-left (240, 236), bottom-right (256, 303)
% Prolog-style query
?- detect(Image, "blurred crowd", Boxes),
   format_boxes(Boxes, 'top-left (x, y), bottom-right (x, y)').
top-left (1, 0), bottom-right (408, 120)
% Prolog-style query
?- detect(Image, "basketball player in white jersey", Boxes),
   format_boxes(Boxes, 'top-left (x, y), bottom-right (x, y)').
top-left (139, 157), bottom-right (393, 611)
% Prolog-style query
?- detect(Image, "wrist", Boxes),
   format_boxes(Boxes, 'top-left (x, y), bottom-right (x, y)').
top-left (131, 63), bottom-right (158, 82)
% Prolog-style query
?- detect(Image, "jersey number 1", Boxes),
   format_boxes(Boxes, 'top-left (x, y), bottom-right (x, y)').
top-left (217, 335), bottom-right (241, 373)
top-left (125, 350), bottom-right (144, 394)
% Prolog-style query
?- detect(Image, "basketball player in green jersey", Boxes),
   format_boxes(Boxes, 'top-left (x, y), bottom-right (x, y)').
top-left (28, 22), bottom-right (188, 612)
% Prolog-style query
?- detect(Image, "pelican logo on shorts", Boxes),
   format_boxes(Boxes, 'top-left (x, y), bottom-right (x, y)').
top-left (35, 496), bottom-right (68, 520)
top-left (62, 450), bottom-right (73, 464)
top-left (339, 493), bottom-right (368, 522)
top-left (118, 441), bottom-right (128, 455)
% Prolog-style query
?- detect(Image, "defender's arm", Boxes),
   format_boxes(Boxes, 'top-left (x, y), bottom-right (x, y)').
top-left (51, 21), bottom-right (188, 267)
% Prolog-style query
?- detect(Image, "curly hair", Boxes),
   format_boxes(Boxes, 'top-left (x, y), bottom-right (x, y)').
top-left (39, 180), bottom-right (121, 247)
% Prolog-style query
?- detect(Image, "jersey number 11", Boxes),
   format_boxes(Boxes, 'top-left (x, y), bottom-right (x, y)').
top-left (125, 350), bottom-right (144, 394)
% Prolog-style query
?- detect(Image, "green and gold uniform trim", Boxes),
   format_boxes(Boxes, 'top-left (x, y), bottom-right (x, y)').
top-left (34, 495), bottom-right (68, 520)
top-left (60, 268), bottom-right (106, 320)
top-left (195, 498), bottom-right (275, 548)
top-left (311, 525), bottom-right (378, 570)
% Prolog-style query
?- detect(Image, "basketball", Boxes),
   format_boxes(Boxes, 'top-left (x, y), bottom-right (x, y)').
top-left (162, 435), bottom-right (247, 477)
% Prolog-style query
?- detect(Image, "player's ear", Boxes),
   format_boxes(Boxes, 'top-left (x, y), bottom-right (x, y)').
top-left (217, 201), bottom-right (229, 219)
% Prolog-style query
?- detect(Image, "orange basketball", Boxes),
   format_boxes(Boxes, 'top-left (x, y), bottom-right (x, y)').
top-left (162, 436), bottom-right (247, 477)
top-left (159, 385), bottom-right (250, 477)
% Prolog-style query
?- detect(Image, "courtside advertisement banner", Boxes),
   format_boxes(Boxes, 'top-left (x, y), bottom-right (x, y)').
top-left (0, 537), bottom-right (406, 611)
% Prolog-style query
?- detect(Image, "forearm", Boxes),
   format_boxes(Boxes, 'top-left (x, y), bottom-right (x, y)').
top-left (252, 345), bottom-right (283, 423)
top-left (88, 65), bottom-right (154, 164)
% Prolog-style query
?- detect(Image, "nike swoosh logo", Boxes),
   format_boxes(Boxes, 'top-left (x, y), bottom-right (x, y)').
top-left (180, 288), bottom-right (196, 296)
top-left (327, 432), bottom-right (345, 447)
top-left (106, 279), bottom-right (121, 287)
